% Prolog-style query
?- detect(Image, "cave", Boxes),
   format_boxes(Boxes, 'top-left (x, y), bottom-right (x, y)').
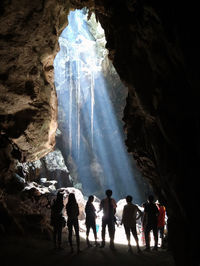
top-left (0, 1), bottom-right (199, 266)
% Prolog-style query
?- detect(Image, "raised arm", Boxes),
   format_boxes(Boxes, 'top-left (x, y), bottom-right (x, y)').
top-left (121, 206), bottom-right (125, 225)
top-left (98, 200), bottom-right (103, 212)
top-left (136, 206), bottom-right (142, 220)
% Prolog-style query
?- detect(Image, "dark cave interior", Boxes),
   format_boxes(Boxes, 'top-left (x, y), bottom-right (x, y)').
top-left (0, 1), bottom-right (200, 266)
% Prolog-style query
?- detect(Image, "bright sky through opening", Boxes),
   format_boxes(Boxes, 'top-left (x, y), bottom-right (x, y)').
top-left (54, 9), bottom-right (146, 203)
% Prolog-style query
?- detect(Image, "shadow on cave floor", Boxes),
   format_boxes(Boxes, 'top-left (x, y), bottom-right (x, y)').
top-left (0, 232), bottom-right (175, 266)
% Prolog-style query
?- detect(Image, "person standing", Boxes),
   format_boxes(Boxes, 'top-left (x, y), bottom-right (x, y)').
top-left (66, 193), bottom-right (80, 253)
top-left (50, 192), bottom-right (64, 250)
top-left (99, 189), bottom-right (117, 249)
top-left (156, 200), bottom-right (166, 248)
top-left (141, 201), bottom-right (148, 246)
top-left (85, 195), bottom-right (98, 247)
top-left (121, 195), bottom-right (142, 252)
top-left (143, 195), bottom-right (159, 251)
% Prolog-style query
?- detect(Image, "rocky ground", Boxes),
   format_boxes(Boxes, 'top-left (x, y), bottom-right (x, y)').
top-left (0, 232), bottom-right (175, 266)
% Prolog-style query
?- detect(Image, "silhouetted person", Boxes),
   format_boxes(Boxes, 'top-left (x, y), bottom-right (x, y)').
top-left (66, 193), bottom-right (80, 253)
top-left (50, 192), bottom-right (64, 249)
top-left (143, 195), bottom-right (159, 251)
top-left (85, 195), bottom-right (98, 247)
top-left (121, 195), bottom-right (142, 253)
top-left (99, 189), bottom-right (117, 249)
top-left (141, 201), bottom-right (148, 245)
top-left (156, 200), bottom-right (166, 248)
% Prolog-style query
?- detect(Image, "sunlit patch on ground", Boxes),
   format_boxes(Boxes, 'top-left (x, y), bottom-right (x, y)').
top-left (79, 216), bottom-right (163, 247)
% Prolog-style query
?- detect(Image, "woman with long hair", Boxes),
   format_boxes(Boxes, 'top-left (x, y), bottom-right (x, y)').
top-left (85, 195), bottom-right (98, 247)
top-left (66, 193), bottom-right (80, 253)
top-left (50, 192), bottom-right (64, 249)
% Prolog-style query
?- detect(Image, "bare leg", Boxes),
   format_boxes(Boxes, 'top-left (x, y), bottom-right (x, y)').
top-left (86, 225), bottom-right (92, 247)
top-left (101, 219), bottom-right (106, 247)
top-left (108, 220), bottom-right (115, 249)
top-left (131, 227), bottom-right (141, 252)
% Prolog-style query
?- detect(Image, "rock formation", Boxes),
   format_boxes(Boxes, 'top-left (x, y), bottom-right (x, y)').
top-left (17, 147), bottom-right (73, 188)
top-left (0, 183), bottom-right (85, 236)
top-left (0, 0), bottom-right (71, 181)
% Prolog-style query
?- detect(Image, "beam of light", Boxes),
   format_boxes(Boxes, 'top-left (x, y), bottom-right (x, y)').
top-left (54, 9), bottom-right (149, 203)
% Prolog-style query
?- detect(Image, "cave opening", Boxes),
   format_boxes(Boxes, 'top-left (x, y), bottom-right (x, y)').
top-left (54, 9), bottom-right (151, 204)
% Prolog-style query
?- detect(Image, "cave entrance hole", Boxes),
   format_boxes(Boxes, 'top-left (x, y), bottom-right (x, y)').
top-left (54, 9), bottom-right (150, 204)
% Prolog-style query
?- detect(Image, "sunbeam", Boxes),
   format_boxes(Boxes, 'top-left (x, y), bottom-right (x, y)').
top-left (54, 9), bottom-right (149, 203)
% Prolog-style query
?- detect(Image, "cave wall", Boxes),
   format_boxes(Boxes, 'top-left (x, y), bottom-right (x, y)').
top-left (89, 1), bottom-right (199, 265)
top-left (0, 1), bottom-right (200, 265)
top-left (0, 0), bottom-right (72, 182)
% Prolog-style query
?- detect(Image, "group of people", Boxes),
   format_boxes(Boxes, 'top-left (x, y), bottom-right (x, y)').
top-left (50, 189), bottom-right (166, 253)
top-left (142, 195), bottom-right (166, 251)
top-left (51, 192), bottom-right (81, 252)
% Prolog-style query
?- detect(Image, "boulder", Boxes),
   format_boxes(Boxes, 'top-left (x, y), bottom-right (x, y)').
top-left (59, 187), bottom-right (86, 220)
